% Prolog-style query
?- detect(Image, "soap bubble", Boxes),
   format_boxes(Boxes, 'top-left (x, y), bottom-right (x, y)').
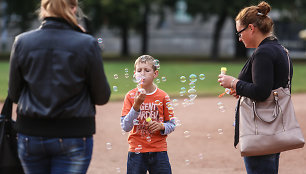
top-left (156, 78), bottom-right (160, 83)
top-left (180, 76), bottom-right (186, 83)
top-left (106, 142), bottom-right (112, 150)
top-left (115, 168), bottom-right (121, 173)
top-left (146, 136), bottom-right (151, 142)
top-left (165, 95), bottom-right (171, 102)
top-left (185, 159), bottom-right (190, 166)
top-left (135, 148), bottom-right (141, 154)
top-left (129, 93), bottom-right (135, 99)
top-left (217, 101), bottom-right (226, 112)
top-left (175, 118), bottom-right (182, 127)
top-left (97, 38), bottom-right (103, 44)
top-left (133, 72), bottom-right (144, 84)
top-left (180, 87), bottom-right (186, 94)
top-left (135, 145), bottom-right (142, 154)
top-left (199, 74), bottom-right (206, 80)
top-left (189, 74), bottom-right (197, 83)
top-left (153, 59), bottom-right (160, 69)
top-left (124, 68), bottom-right (128, 73)
top-left (188, 88), bottom-right (196, 94)
top-left (218, 129), bottom-right (224, 135)
top-left (155, 100), bottom-right (161, 105)
top-left (184, 131), bottom-right (191, 138)
top-left (225, 88), bottom-right (231, 94)
top-left (207, 133), bottom-right (211, 139)
top-left (114, 74), bottom-right (118, 79)
top-left (159, 117), bottom-right (164, 122)
top-left (125, 73), bottom-right (129, 78)
top-left (189, 94), bottom-right (197, 101)
top-left (172, 99), bottom-right (179, 107)
top-left (133, 119), bottom-right (139, 125)
top-left (198, 153), bottom-right (204, 160)
top-left (113, 86), bottom-right (118, 92)
top-left (189, 82), bottom-right (196, 89)
top-left (160, 77), bottom-right (166, 82)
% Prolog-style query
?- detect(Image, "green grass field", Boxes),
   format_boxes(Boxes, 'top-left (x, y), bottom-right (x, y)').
top-left (1, 60), bottom-right (306, 101)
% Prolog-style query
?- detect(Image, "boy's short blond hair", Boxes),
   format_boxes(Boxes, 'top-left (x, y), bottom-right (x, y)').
top-left (134, 55), bottom-right (159, 71)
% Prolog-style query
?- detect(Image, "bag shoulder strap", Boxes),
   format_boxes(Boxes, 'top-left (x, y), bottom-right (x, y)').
top-left (282, 46), bottom-right (291, 90)
top-left (1, 97), bottom-right (13, 120)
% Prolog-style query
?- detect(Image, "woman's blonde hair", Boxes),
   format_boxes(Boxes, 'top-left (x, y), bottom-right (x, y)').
top-left (236, 1), bottom-right (274, 35)
top-left (40, 0), bottom-right (79, 27)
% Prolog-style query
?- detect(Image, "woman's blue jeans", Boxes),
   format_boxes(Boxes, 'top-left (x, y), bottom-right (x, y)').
top-left (17, 133), bottom-right (93, 174)
top-left (127, 151), bottom-right (172, 174)
top-left (244, 153), bottom-right (280, 174)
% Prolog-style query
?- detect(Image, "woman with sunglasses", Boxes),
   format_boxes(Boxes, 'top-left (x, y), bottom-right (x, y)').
top-left (218, 1), bottom-right (292, 174)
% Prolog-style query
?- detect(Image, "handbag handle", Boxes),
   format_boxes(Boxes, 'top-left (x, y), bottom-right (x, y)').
top-left (252, 91), bottom-right (282, 123)
top-left (0, 97), bottom-right (13, 120)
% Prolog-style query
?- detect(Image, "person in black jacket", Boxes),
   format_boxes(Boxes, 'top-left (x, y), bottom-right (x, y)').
top-left (8, 0), bottom-right (111, 173)
top-left (218, 1), bottom-right (292, 174)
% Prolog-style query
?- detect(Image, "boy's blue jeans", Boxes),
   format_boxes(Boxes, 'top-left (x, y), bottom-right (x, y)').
top-left (17, 133), bottom-right (93, 174)
top-left (127, 151), bottom-right (172, 174)
top-left (244, 153), bottom-right (280, 174)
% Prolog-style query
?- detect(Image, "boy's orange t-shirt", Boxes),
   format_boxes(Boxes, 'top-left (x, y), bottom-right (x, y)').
top-left (121, 87), bottom-right (172, 152)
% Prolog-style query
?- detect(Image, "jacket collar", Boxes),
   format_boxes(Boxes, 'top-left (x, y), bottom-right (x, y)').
top-left (258, 36), bottom-right (278, 47)
top-left (40, 17), bottom-right (84, 33)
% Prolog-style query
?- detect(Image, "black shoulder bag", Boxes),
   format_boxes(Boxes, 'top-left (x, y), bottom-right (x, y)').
top-left (0, 97), bottom-right (24, 174)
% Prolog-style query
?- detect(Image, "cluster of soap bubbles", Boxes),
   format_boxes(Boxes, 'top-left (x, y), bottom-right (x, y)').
top-left (184, 153), bottom-right (205, 166)
top-left (112, 68), bottom-right (132, 92)
top-left (179, 73), bottom-right (205, 107)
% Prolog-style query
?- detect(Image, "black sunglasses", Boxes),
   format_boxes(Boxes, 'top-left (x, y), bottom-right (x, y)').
top-left (236, 25), bottom-right (249, 38)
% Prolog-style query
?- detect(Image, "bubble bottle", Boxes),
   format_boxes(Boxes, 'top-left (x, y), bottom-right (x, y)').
top-left (218, 67), bottom-right (231, 98)
top-left (145, 117), bottom-right (152, 142)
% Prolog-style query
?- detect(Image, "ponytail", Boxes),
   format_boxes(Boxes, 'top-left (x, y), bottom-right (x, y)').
top-left (40, 0), bottom-right (79, 27)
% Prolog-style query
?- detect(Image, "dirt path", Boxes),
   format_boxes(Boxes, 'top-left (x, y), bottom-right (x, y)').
top-left (4, 94), bottom-right (306, 174)
top-left (88, 93), bottom-right (306, 174)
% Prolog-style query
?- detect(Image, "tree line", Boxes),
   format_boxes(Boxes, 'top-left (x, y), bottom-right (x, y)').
top-left (2, 0), bottom-right (306, 59)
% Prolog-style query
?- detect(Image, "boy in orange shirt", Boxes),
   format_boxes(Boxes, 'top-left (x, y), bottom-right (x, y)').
top-left (121, 55), bottom-right (175, 174)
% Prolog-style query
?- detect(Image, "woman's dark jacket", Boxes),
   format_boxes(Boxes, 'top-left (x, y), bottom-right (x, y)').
top-left (8, 17), bottom-right (111, 137)
top-left (236, 37), bottom-right (293, 101)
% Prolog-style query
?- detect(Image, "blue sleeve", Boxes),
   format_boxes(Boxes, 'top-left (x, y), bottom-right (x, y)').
top-left (120, 107), bottom-right (139, 132)
top-left (160, 120), bottom-right (176, 135)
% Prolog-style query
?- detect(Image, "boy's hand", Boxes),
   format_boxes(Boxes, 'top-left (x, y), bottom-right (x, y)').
top-left (148, 121), bottom-right (165, 133)
top-left (133, 89), bottom-right (146, 111)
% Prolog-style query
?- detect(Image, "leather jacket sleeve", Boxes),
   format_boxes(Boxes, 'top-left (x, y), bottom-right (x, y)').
top-left (8, 38), bottom-right (25, 103)
top-left (87, 41), bottom-right (111, 105)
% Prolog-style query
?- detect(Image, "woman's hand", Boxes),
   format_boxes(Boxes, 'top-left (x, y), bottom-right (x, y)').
top-left (218, 74), bottom-right (237, 89)
top-left (148, 121), bottom-right (165, 133)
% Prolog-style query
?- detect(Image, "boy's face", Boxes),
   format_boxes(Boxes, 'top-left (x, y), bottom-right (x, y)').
top-left (135, 62), bottom-right (158, 87)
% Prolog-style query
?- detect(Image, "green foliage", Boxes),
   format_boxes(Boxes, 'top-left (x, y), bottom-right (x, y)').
top-left (4, 0), bottom-right (39, 31)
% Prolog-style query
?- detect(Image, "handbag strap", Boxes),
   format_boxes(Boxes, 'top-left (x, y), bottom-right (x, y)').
top-left (282, 46), bottom-right (291, 91)
top-left (0, 97), bottom-right (13, 120)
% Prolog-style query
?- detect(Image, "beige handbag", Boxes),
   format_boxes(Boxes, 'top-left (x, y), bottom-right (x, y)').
top-left (239, 87), bottom-right (305, 156)
top-left (239, 50), bottom-right (304, 156)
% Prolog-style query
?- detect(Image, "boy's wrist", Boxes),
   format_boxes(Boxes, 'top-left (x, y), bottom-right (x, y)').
top-left (160, 123), bottom-right (165, 130)
top-left (133, 105), bottom-right (140, 112)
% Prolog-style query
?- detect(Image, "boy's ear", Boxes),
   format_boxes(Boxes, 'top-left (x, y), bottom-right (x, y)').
top-left (154, 70), bottom-right (159, 78)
